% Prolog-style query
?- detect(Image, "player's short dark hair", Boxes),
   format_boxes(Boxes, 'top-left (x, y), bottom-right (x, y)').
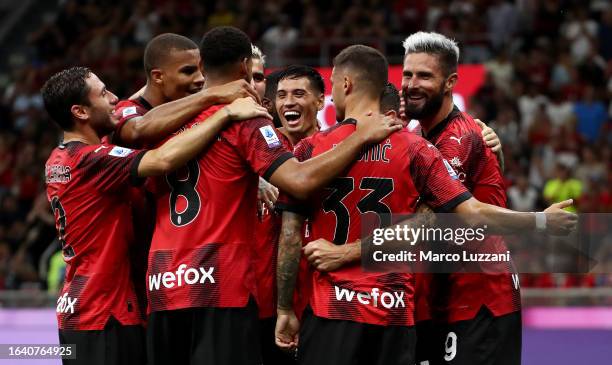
top-left (278, 65), bottom-right (325, 95)
top-left (41, 66), bottom-right (92, 131)
top-left (144, 33), bottom-right (199, 76)
top-left (264, 69), bottom-right (284, 101)
top-left (380, 82), bottom-right (400, 114)
top-left (333, 45), bottom-right (388, 97)
top-left (200, 26), bottom-right (252, 70)
top-left (403, 32), bottom-right (459, 76)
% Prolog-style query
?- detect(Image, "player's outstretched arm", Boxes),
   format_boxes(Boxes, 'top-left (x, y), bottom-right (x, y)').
top-left (454, 198), bottom-right (577, 235)
top-left (268, 114), bottom-right (403, 200)
top-left (275, 211), bottom-right (304, 350)
top-left (304, 204), bottom-right (436, 271)
top-left (118, 80), bottom-right (260, 147)
top-left (137, 98), bottom-right (270, 177)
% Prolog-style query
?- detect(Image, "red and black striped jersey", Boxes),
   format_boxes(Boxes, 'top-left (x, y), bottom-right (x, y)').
top-left (423, 106), bottom-right (521, 323)
top-left (289, 119), bottom-right (471, 326)
top-left (45, 141), bottom-right (146, 330)
top-left (146, 104), bottom-right (293, 313)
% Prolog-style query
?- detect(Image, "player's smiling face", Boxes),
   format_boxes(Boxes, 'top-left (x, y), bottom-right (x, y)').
top-left (401, 52), bottom-right (448, 120)
top-left (276, 77), bottom-right (323, 137)
top-left (160, 48), bottom-right (204, 101)
top-left (84, 73), bottom-right (118, 136)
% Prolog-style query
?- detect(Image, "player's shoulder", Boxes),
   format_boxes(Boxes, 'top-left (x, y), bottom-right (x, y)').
top-left (45, 142), bottom-right (90, 179)
top-left (399, 129), bottom-right (435, 150)
top-left (432, 109), bottom-right (482, 151)
top-left (446, 110), bottom-right (480, 136)
top-left (194, 103), bottom-right (225, 123)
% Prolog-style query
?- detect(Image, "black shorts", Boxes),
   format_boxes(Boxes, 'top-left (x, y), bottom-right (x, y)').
top-left (430, 307), bottom-right (521, 365)
top-left (58, 316), bottom-right (145, 365)
top-left (146, 298), bottom-right (261, 365)
top-left (415, 320), bottom-right (437, 365)
top-left (259, 316), bottom-right (297, 365)
top-left (298, 307), bottom-right (415, 365)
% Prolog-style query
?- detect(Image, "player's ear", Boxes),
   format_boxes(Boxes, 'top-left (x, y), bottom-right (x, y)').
top-left (150, 69), bottom-right (163, 86)
top-left (445, 72), bottom-right (458, 93)
top-left (241, 57), bottom-right (252, 80)
top-left (344, 76), bottom-right (352, 96)
top-left (70, 104), bottom-right (88, 122)
top-left (384, 110), bottom-right (397, 118)
top-left (316, 93), bottom-right (325, 111)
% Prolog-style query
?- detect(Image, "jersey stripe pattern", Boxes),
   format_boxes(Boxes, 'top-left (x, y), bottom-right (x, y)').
top-left (290, 119), bottom-right (471, 326)
top-left (146, 105), bottom-right (293, 313)
top-left (45, 141), bottom-right (146, 330)
top-left (424, 106), bottom-right (521, 323)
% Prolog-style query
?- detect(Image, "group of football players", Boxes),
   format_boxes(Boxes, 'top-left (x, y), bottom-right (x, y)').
top-left (42, 26), bottom-right (577, 365)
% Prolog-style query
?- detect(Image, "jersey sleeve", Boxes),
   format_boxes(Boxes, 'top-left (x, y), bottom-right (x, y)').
top-left (408, 140), bottom-right (472, 212)
top-left (77, 144), bottom-right (146, 193)
top-left (225, 118), bottom-right (294, 180)
top-left (112, 101), bottom-right (147, 143)
top-left (275, 136), bottom-right (316, 217)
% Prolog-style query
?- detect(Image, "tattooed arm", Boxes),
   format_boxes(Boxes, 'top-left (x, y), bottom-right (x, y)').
top-left (275, 211), bottom-right (304, 350)
top-left (303, 204), bottom-right (436, 271)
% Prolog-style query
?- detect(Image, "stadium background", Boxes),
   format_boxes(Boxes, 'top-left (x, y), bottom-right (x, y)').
top-left (0, 0), bottom-right (610, 364)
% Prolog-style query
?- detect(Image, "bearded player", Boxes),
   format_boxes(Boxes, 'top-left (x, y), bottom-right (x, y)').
top-left (274, 45), bottom-right (577, 364)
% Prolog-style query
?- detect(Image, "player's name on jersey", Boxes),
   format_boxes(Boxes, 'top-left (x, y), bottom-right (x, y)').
top-left (371, 249), bottom-right (512, 264)
top-left (45, 164), bottom-right (71, 184)
top-left (330, 140), bottom-right (393, 163)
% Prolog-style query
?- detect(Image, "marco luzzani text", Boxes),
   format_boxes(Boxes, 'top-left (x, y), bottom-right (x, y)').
top-left (371, 225), bottom-right (511, 263)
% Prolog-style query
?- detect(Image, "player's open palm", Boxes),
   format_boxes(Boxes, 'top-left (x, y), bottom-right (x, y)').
top-left (275, 310), bottom-right (299, 351)
top-left (356, 112), bottom-right (403, 144)
top-left (225, 97), bottom-right (272, 121)
top-left (543, 199), bottom-right (578, 235)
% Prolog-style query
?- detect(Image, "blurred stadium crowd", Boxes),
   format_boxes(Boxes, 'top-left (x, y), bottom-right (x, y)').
top-left (0, 0), bottom-right (610, 294)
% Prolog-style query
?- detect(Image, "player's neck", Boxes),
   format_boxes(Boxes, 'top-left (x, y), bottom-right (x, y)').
top-left (419, 96), bottom-right (454, 134)
top-left (205, 73), bottom-right (240, 89)
top-left (280, 123), bottom-right (318, 146)
top-left (344, 96), bottom-right (379, 122)
top-left (62, 126), bottom-right (100, 145)
top-left (142, 84), bottom-right (165, 107)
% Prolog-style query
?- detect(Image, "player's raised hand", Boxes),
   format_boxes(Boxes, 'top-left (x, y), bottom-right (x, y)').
top-left (355, 112), bottom-right (403, 144)
top-left (543, 199), bottom-right (578, 235)
top-left (304, 238), bottom-right (349, 272)
top-left (275, 310), bottom-right (299, 351)
top-left (475, 119), bottom-right (502, 153)
top-left (224, 97), bottom-right (272, 121)
top-left (207, 79), bottom-right (261, 104)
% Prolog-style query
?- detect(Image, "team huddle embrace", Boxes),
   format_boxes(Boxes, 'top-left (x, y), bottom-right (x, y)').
top-left (42, 26), bottom-right (577, 365)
